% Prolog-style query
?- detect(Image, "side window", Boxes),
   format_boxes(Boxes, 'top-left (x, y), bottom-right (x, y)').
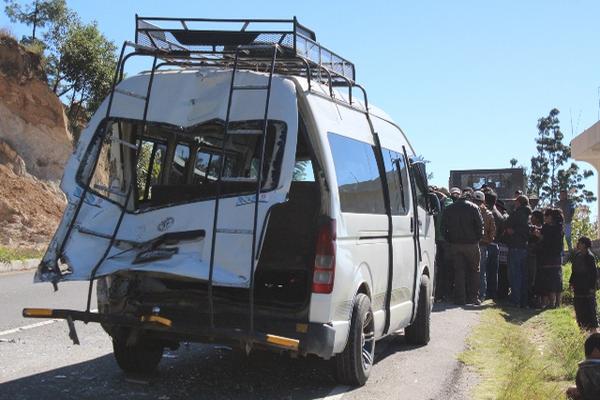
top-left (328, 132), bottom-right (386, 214)
top-left (192, 150), bottom-right (221, 184)
top-left (293, 160), bottom-right (315, 182)
top-left (411, 160), bottom-right (429, 210)
top-left (169, 143), bottom-right (190, 185)
top-left (382, 149), bottom-right (410, 215)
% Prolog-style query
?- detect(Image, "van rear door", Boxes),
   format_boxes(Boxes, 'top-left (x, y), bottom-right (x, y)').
top-left (36, 71), bottom-right (298, 288)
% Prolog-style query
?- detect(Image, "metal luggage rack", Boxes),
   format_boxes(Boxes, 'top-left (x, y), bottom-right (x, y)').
top-left (133, 16), bottom-right (368, 107)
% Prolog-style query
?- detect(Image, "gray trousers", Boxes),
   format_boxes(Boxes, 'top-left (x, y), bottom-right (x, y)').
top-left (448, 243), bottom-right (481, 304)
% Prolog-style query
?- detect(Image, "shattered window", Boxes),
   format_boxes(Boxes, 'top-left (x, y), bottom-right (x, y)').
top-left (79, 119), bottom-right (287, 211)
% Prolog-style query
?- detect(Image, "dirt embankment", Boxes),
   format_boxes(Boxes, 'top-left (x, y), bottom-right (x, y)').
top-left (0, 34), bottom-right (73, 250)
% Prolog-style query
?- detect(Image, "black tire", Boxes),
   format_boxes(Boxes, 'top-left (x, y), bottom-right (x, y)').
top-left (113, 336), bottom-right (164, 374)
top-left (405, 274), bottom-right (432, 346)
top-left (335, 293), bottom-right (375, 386)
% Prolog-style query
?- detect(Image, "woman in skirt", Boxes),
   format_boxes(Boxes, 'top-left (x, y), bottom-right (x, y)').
top-left (570, 236), bottom-right (599, 331)
top-left (535, 208), bottom-right (565, 308)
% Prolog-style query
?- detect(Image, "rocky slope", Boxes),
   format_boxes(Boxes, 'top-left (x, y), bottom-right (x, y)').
top-left (0, 34), bottom-right (72, 249)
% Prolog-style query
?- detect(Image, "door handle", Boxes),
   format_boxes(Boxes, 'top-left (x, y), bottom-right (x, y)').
top-left (410, 217), bottom-right (414, 232)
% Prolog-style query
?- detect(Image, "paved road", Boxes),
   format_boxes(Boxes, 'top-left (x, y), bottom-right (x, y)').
top-left (0, 270), bottom-right (480, 400)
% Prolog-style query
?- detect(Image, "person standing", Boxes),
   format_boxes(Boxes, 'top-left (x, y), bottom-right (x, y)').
top-left (441, 192), bottom-right (484, 305)
top-left (505, 195), bottom-right (532, 308)
top-left (559, 189), bottom-right (576, 255)
top-left (485, 191), bottom-right (505, 301)
top-left (473, 191), bottom-right (496, 302)
top-left (570, 236), bottom-right (599, 331)
top-left (536, 208), bottom-right (565, 308)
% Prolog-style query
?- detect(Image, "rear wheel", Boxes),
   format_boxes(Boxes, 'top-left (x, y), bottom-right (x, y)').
top-left (113, 336), bottom-right (164, 374)
top-left (335, 293), bottom-right (375, 386)
top-left (405, 274), bottom-right (432, 345)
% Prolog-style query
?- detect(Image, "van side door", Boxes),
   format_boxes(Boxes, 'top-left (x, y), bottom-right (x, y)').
top-left (381, 150), bottom-right (417, 331)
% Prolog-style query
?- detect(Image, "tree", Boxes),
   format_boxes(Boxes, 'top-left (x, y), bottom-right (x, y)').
top-left (52, 21), bottom-right (117, 121)
top-left (4, 1), bottom-right (117, 135)
top-left (528, 108), bottom-right (595, 206)
top-left (510, 158), bottom-right (518, 168)
top-left (3, 0), bottom-right (67, 42)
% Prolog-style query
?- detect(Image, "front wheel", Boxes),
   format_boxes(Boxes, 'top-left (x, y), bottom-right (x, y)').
top-left (113, 336), bottom-right (164, 374)
top-left (335, 293), bottom-right (375, 386)
top-left (405, 274), bottom-right (432, 345)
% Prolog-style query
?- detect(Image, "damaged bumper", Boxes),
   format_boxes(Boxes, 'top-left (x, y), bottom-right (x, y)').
top-left (21, 307), bottom-right (337, 358)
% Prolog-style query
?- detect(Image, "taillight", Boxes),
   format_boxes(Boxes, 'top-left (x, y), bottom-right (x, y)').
top-left (312, 218), bottom-right (336, 294)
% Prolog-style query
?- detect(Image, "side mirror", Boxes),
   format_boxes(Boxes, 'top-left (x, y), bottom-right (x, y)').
top-left (428, 192), bottom-right (441, 216)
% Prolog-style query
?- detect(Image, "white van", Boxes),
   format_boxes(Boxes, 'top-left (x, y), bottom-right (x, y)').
top-left (24, 17), bottom-right (437, 386)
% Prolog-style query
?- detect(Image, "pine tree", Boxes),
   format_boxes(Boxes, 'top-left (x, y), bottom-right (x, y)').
top-left (528, 108), bottom-right (595, 206)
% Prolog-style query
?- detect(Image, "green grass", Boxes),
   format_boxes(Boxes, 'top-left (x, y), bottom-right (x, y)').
top-left (460, 278), bottom-right (590, 400)
top-left (0, 247), bottom-right (43, 264)
top-left (460, 307), bottom-right (566, 399)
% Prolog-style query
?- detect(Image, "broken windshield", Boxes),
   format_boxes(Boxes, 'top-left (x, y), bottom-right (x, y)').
top-left (78, 118), bottom-right (287, 212)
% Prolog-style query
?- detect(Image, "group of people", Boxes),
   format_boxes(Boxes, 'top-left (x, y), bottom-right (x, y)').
top-left (431, 185), bottom-right (599, 331)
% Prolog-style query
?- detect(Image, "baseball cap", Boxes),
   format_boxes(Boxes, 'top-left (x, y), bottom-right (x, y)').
top-left (473, 191), bottom-right (485, 202)
top-left (450, 187), bottom-right (461, 195)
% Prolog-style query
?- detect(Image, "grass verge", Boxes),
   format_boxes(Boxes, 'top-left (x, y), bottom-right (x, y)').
top-left (461, 262), bottom-right (594, 399)
top-left (0, 246), bottom-right (43, 264)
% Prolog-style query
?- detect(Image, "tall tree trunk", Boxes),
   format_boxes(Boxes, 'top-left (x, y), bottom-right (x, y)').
top-left (31, 1), bottom-right (38, 40)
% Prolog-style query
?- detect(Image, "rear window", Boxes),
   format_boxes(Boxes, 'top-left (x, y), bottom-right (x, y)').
top-left (327, 132), bottom-right (386, 214)
top-left (79, 119), bottom-right (287, 211)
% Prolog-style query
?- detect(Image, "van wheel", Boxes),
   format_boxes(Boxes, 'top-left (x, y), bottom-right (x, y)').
top-left (113, 337), bottom-right (164, 374)
top-left (405, 274), bottom-right (432, 346)
top-left (335, 293), bottom-right (375, 386)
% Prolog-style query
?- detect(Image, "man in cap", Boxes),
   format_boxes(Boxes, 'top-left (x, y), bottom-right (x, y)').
top-left (441, 191), bottom-right (484, 305)
top-left (449, 187), bottom-right (461, 202)
top-left (473, 190), bottom-right (496, 302)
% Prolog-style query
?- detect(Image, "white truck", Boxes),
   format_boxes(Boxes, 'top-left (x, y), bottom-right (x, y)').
top-left (24, 16), bottom-right (437, 386)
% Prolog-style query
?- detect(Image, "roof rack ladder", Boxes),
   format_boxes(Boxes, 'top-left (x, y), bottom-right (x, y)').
top-left (207, 44), bottom-right (279, 339)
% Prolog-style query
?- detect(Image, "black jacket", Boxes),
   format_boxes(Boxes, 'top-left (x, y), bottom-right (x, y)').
top-left (505, 205), bottom-right (532, 249)
top-left (441, 198), bottom-right (483, 245)
top-left (491, 206), bottom-right (506, 243)
top-left (570, 250), bottom-right (598, 296)
top-left (539, 223), bottom-right (564, 266)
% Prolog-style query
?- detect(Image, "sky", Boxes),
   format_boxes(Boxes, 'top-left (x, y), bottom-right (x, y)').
top-left (2, 0), bottom-right (600, 213)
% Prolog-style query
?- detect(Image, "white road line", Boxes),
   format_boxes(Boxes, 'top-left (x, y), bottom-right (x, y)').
top-left (320, 385), bottom-right (349, 400)
top-left (0, 309), bottom-right (98, 337)
top-left (0, 319), bottom-right (60, 336)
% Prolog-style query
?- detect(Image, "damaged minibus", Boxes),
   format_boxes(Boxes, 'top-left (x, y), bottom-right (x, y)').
top-left (23, 16), bottom-right (438, 386)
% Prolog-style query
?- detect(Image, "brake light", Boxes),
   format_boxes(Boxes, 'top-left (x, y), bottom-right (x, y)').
top-left (312, 218), bottom-right (336, 294)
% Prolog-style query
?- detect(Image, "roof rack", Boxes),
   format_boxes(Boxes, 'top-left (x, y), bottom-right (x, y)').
top-left (134, 16), bottom-right (356, 84)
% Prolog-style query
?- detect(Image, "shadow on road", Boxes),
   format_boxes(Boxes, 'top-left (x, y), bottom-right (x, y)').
top-left (1, 333), bottom-right (431, 400)
top-left (1, 343), bottom-right (340, 400)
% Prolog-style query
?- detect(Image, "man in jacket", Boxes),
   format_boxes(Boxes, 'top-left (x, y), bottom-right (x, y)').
top-left (473, 191), bottom-right (496, 302)
top-left (505, 195), bottom-right (532, 308)
top-left (441, 192), bottom-right (484, 305)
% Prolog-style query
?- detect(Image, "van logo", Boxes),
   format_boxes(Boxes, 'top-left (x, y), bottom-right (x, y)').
top-left (236, 194), bottom-right (269, 207)
top-left (157, 217), bottom-right (174, 232)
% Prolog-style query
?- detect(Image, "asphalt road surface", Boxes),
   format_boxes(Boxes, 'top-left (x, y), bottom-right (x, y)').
top-left (0, 270), bottom-right (481, 400)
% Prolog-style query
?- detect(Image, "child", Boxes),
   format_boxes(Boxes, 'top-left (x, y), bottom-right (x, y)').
top-left (570, 237), bottom-right (599, 331)
top-left (566, 333), bottom-right (600, 399)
